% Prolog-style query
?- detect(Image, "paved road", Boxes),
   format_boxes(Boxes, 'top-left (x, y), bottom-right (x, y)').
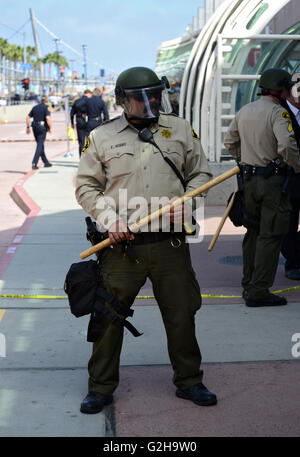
top-left (0, 110), bottom-right (299, 438)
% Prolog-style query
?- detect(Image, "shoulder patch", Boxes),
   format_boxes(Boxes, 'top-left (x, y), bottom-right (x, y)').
top-left (81, 136), bottom-right (91, 155)
top-left (281, 111), bottom-right (293, 132)
top-left (191, 127), bottom-right (200, 141)
top-left (281, 111), bottom-right (291, 121)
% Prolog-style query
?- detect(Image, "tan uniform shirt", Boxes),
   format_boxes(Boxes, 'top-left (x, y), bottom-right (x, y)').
top-left (75, 112), bottom-right (212, 230)
top-left (224, 96), bottom-right (300, 173)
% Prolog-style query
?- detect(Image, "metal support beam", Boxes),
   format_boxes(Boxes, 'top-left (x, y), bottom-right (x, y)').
top-left (221, 34), bottom-right (300, 40)
top-left (82, 44), bottom-right (88, 88)
top-left (29, 8), bottom-right (43, 81)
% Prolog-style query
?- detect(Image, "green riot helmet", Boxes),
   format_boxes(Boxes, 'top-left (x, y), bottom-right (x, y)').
top-left (115, 66), bottom-right (172, 120)
top-left (259, 68), bottom-right (295, 92)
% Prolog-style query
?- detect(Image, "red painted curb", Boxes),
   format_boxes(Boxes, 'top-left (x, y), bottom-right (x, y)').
top-left (0, 170), bottom-right (40, 280)
top-left (0, 147), bottom-right (76, 280)
top-left (9, 169), bottom-right (40, 216)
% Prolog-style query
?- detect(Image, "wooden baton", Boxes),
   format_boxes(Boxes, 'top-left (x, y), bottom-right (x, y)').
top-left (79, 165), bottom-right (240, 259)
top-left (207, 188), bottom-right (237, 252)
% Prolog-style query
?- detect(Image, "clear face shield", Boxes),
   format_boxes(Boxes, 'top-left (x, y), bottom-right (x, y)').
top-left (122, 83), bottom-right (173, 120)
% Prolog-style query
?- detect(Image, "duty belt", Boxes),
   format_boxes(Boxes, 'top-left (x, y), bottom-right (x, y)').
top-left (90, 116), bottom-right (101, 121)
top-left (240, 165), bottom-right (287, 178)
top-left (129, 231), bottom-right (185, 245)
top-left (32, 121), bottom-right (45, 126)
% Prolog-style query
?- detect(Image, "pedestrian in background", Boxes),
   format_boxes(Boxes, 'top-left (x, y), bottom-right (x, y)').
top-left (26, 95), bottom-right (53, 170)
top-left (70, 89), bottom-right (92, 157)
top-left (225, 68), bottom-right (300, 307)
top-left (281, 85), bottom-right (300, 280)
top-left (85, 87), bottom-right (109, 136)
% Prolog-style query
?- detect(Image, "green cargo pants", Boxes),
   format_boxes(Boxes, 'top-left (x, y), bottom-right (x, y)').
top-left (242, 175), bottom-right (291, 297)
top-left (88, 236), bottom-right (203, 395)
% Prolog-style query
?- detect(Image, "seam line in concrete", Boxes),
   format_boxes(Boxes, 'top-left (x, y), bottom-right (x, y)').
top-left (0, 367), bottom-right (87, 372)
top-left (0, 307), bottom-right (68, 310)
top-left (1, 360), bottom-right (298, 373)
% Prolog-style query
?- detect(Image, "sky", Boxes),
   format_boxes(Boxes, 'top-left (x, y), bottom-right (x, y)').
top-left (0, 0), bottom-right (204, 77)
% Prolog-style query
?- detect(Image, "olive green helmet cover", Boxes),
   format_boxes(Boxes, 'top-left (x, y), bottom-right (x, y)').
top-left (115, 67), bottom-right (167, 104)
top-left (115, 66), bottom-right (171, 119)
top-left (259, 68), bottom-right (294, 92)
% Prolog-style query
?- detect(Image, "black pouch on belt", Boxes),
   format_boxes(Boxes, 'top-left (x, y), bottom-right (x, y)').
top-left (227, 165), bottom-right (260, 230)
top-left (64, 259), bottom-right (142, 341)
top-left (227, 191), bottom-right (245, 227)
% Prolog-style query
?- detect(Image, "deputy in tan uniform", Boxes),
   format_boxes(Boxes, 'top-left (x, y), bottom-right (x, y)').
top-left (76, 66), bottom-right (216, 414)
top-left (224, 68), bottom-right (300, 307)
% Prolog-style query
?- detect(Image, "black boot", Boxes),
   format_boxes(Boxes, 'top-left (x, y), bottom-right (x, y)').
top-left (80, 391), bottom-right (113, 414)
top-left (176, 383), bottom-right (217, 406)
top-left (245, 293), bottom-right (287, 307)
top-left (285, 268), bottom-right (300, 280)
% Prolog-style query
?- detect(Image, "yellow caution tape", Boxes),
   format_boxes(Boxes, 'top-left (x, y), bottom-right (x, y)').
top-left (270, 286), bottom-right (300, 293)
top-left (0, 286), bottom-right (300, 300)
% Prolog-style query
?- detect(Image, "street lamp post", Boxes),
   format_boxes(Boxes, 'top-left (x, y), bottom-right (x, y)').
top-left (82, 44), bottom-right (87, 89)
top-left (54, 38), bottom-right (61, 94)
top-left (69, 58), bottom-right (75, 93)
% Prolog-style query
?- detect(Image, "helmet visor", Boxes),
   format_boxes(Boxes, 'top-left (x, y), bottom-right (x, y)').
top-left (123, 84), bottom-right (172, 119)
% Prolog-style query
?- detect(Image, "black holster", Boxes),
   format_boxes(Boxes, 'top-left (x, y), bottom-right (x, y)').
top-left (227, 164), bottom-right (260, 230)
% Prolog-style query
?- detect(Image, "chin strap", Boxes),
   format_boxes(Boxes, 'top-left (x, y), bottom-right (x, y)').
top-left (127, 114), bottom-right (159, 124)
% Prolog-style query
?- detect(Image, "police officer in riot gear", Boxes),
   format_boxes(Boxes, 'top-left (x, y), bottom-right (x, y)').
top-left (70, 89), bottom-right (92, 157)
top-left (76, 66), bottom-right (216, 414)
top-left (225, 68), bottom-right (300, 307)
top-left (26, 95), bottom-right (53, 169)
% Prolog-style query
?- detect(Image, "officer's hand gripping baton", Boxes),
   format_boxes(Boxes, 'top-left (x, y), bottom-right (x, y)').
top-left (79, 166), bottom-right (240, 259)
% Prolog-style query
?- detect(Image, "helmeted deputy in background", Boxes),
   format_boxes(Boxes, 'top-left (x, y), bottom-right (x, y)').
top-left (280, 84), bottom-right (300, 280)
top-left (26, 95), bottom-right (53, 169)
top-left (224, 68), bottom-right (300, 307)
top-left (70, 89), bottom-right (92, 157)
top-left (76, 66), bottom-right (215, 414)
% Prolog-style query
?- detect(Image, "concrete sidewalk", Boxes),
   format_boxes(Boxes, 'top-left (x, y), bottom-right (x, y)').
top-left (0, 114), bottom-right (299, 437)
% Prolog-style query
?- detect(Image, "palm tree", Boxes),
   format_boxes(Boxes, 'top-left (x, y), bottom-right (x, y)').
top-left (43, 53), bottom-right (56, 80)
top-left (3, 42), bottom-right (15, 95)
top-left (0, 38), bottom-right (9, 94)
top-left (26, 45), bottom-right (36, 63)
top-left (57, 54), bottom-right (69, 70)
top-left (10, 44), bottom-right (23, 91)
top-left (39, 55), bottom-right (50, 81)
top-left (26, 45), bottom-right (37, 81)
top-left (27, 45), bottom-right (47, 83)
top-left (52, 51), bottom-right (68, 75)
top-left (0, 38), bottom-right (8, 71)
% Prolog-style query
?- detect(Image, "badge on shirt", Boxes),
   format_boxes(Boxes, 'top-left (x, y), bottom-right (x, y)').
top-left (191, 127), bottom-right (200, 141)
top-left (161, 128), bottom-right (172, 139)
top-left (81, 136), bottom-right (91, 155)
